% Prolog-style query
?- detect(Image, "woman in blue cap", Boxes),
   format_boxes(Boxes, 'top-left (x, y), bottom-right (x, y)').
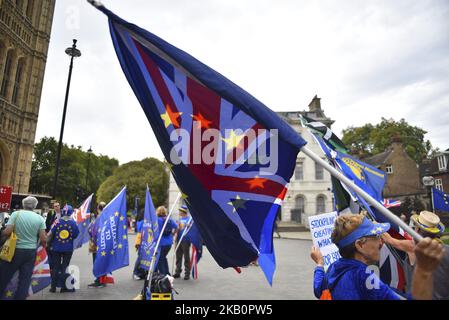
top-left (311, 213), bottom-right (444, 300)
top-left (48, 205), bottom-right (80, 293)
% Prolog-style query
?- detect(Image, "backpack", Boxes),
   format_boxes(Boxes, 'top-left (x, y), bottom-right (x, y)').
top-left (319, 271), bottom-right (345, 300)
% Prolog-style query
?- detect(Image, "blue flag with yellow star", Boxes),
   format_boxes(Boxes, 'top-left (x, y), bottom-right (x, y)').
top-left (433, 187), bottom-right (449, 212)
top-left (93, 187), bottom-right (129, 278)
top-left (138, 186), bottom-right (160, 270)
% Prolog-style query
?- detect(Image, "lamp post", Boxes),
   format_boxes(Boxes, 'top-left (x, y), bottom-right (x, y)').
top-left (52, 39), bottom-right (81, 199)
top-left (422, 176), bottom-right (435, 212)
top-left (86, 146), bottom-right (92, 191)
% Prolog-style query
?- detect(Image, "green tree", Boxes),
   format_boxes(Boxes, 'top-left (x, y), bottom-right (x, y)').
top-left (96, 157), bottom-right (169, 210)
top-left (341, 118), bottom-right (434, 163)
top-left (30, 137), bottom-right (119, 205)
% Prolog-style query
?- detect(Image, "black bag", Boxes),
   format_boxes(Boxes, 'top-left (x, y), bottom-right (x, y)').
top-left (151, 273), bottom-right (172, 293)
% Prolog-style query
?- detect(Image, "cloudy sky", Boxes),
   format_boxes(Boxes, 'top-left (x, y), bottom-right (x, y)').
top-left (35, 0), bottom-right (449, 164)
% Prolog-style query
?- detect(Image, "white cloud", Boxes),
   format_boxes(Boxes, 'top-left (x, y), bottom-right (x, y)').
top-left (35, 0), bottom-right (449, 165)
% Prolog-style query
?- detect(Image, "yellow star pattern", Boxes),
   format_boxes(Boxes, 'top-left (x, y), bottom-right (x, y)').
top-left (114, 212), bottom-right (119, 217)
top-left (5, 291), bottom-right (13, 297)
top-left (101, 251), bottom-right (106, 257)
top-left (123, 235), bottom-right (127, 240)
top-left (118, 243), bottom-right (123, 249)
top-left (110, 250), bottom-right (115, 255)
top-left (221, 130), bottom-right (245, 151)
top-left (31, 280), bottom-right (38, 287)
top-left (120, 216), bottom-right (125, 221)
top-left (123, 225), bottom-right (127, 229)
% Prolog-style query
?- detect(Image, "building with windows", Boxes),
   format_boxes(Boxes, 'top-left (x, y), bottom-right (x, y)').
top-left (420, 149), bottom-right (449, 193)
top-left (167, 95), bottom-right (334, 226)
top-left (0, 0), bottom-right (56, 193)
top-left (363, 136), bottom-right (424, 199)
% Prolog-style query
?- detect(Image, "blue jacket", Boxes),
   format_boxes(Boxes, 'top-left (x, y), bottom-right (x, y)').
top-left (158, 217), bottom-right (177, 247)
top-left (50, 218), bottom-right (80, 252)
top-left (313, 258), bottom-right (411, 300)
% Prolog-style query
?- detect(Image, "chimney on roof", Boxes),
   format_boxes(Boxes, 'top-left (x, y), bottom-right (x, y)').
top-left (308, 95), bottom-right (321, 112)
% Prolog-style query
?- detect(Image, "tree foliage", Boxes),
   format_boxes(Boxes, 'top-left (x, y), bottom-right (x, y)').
top-left (341, 118), bottom-right (434, 163)
top-left (96, 157), bottom-right (169, 211)
top-left (30, 137), bottom-right (119, 206)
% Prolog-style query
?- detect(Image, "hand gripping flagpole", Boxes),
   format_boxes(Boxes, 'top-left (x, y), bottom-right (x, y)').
top-left (171, 216), bottom-right (193, 274)
top-left (300, 146), bottom-right (423, 242)
top-left (143, 192), bottom-right (182, 297)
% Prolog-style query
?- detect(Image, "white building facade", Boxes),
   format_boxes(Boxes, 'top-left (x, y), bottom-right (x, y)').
top-left (167, 96), bottom-right (335, 225)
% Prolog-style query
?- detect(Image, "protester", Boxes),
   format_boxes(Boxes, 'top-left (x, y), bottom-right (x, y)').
top-left (311, 213), bottom-right (444, 300)
top-left (87, 201), bottom-right (106, 288)
top-left (155, 206), bottom-right (177, 276)
top-left (0, 196), bottom-right (47, 300)
top-left (45, 202), bottom-right (62, 277)
top-left (174, 205), bottom-right (192, 280)
top-left (47, 205), bottom-right (79, 293)
top-left (132, 215), bottom-right (146, 280)
top-left (382, 210), bottom-right (449, 300)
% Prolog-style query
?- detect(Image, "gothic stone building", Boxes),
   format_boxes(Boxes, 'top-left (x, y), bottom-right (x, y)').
top-left (167, 96), bottom-right (334, 226)
top-left (0, 0), bottom-right (55, 193)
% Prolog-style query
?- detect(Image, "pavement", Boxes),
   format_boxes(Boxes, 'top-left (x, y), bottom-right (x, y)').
top-left (29, 232), bottom-right (315, 300)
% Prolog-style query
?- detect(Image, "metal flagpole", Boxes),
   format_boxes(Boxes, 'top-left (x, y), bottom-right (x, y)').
top-left (171, 216), bottom-right (193, 274)
top-left (300, 146), bottom-right (423, 242)
top-left (143, 192), bottom-right (182, 297)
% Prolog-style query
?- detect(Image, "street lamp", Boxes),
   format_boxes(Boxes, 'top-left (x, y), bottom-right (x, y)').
top-left (86, 146), bottom-right (92, 191)
top-left (422, 176), bottom-right (435, 211)
top-left (52, 39), bottom-right (81, 199)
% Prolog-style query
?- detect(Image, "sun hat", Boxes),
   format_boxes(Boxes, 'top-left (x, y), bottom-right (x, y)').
top-left (335, 216), bottom-right (390, 248)
top-left (411, 210), bottom-right (445, 235)
top-left (179, 205), bottom-right (188, 214)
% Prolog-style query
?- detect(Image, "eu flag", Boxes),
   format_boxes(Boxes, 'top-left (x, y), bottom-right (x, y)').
top-left (138, 186), bottom-right (160, 270)
top-left (433, 187), bottom-right (449, 212)
top-left (91, 3), bottom-right (307, 285)
top-left (93, 187), bottom-right (129, 278)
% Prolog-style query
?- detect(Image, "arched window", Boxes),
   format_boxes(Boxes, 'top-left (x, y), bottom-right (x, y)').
top-left (316, 195), bottom-right (326, 214)
top-left (12, 58), bottom-right (24, 104)
top-left (0, 50), bottom-right (14, 98)
top-left (291, 195), bottom-right (305, 223)
top-left (26, 0), bottom-right (33, 19)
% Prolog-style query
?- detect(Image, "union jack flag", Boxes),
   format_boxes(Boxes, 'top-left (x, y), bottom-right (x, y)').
top-left (93, 4), bottom-right (306, 285)
top-left (2, 246), bottom-right (51, 299)
top-left (72, 194), bottom-right (93, 249)
top-left (382, 198), bottom-right (401, 208)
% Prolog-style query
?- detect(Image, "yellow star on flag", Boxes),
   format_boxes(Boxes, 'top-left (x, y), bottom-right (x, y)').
top-left (123, 235), bottom-right (127, 240)
top-left (114, 212), bottom-right (119, 217)
top-left (101, 251), bottom-right (106, 256)
top-left (110, 250), bottom-right (115, 255)
top-left (118, 243), bottom-right (123, 249)
top-left (31, 280), bottom-right (38, 286)
top-left (120, 216), bottom-right (125, 221)
top-left (5, 291), bottom-right (13, 297)
top-left (123, 225), bottom-right (127, 229)
top-left (181, 192), bottom-right (189, 200)
top-left (160, 104), bottom-right (183, 128)
top-left (221, 130), bottom-right (245, 151)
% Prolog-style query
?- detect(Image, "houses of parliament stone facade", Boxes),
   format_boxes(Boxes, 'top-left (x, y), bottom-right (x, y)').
top-left (0, 0), bottom-right (55, 193)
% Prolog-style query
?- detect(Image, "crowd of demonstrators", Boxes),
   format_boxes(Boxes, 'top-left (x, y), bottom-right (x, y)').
top-left (47, 205), bottom-right (79, 293)
top-left (310, 212), bottom-right (445, 300)
top-left (174, 205), bottom-right (192, 280)
top-left (0, 196), bottom-right (47, 300)
top-left (87, 202), bottom-right (107, 288)
top-left (382, 210), bottom-right (449, 300)
top-left (155, 206), bottom-right (177, 276)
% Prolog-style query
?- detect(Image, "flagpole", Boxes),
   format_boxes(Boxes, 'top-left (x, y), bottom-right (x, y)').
top-left (300, 146), bottom-right (423, 242)
top-left (171, 216), bottom-right (193, 274)
top-left (143, 192), bottom-right (182, 297)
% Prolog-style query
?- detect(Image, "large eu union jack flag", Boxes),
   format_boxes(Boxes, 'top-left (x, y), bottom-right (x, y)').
top-left (92, 4), bottom-right (306, 284)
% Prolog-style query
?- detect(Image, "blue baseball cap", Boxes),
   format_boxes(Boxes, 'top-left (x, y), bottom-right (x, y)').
top-left (336, 217), bottom-right (390, 248)
top-left (62, 204), bottom-right (74, 216)
top-left (179, 205), bottom-right (188, 214)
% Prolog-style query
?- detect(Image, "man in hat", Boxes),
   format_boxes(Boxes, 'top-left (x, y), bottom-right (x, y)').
top-left (382, 210), bottom-right (449, 300)
top-left (173, 205), bottom-right (192, 280)
top-left (0, 196), bottom-right (47, 299)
